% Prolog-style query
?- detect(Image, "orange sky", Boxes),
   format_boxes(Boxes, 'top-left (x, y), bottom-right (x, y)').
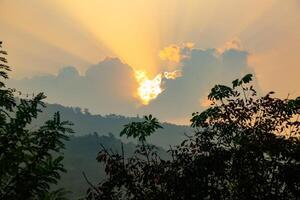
top-left (1, 0), bottom-right (300, 108)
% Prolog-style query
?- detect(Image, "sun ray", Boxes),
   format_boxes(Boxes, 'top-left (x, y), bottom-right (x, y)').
top-left (1, 0), bottom-right (299, 104)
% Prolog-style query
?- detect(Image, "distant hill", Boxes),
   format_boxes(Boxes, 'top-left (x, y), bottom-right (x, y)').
top-left (56, 134), bottom-right (136, 199)
top-left (29, 102), bottom-right (191, 198)
top-left (31, 102), bottom-right (192, 148)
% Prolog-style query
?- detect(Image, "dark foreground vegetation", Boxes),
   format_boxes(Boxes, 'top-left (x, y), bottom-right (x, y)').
top-left (87, 74), bottom-right (300, 200)
top-left (0, 42), bottom-right (73, 200)
top-left (1, 41), bottom-right (300, 199)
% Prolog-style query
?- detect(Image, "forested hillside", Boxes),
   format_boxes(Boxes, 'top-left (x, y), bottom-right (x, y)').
top-left (57, 134), bottom-right (167, 199)
top-left (28, 103), bottom-right (186, 198)
top-left (31, 103), bottom-right (191, 148)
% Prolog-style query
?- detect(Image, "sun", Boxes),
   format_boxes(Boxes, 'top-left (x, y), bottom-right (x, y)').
top-left (135, 71), bottom-right (162, 105)
top-left (135, 70), bottom-right (181, 105)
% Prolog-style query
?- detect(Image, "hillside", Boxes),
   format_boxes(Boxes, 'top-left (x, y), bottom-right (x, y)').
top-left (57, 134), bottom-right (136, 198)
top-left (31, 102), bottom-right (191, 148)
top-left (29, 102), bottom-right (191, 198)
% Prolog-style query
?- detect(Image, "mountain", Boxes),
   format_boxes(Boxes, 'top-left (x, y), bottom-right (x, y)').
top-left (32, 102), bottom-right (191, 148)
top-left (30, 102), bottom-right (191, 198)
top-left (56, 134), bottom-right (133, 199)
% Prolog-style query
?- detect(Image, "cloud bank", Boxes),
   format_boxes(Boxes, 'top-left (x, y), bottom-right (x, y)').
top-left (9, 58), bottom-right (139, 115)
top-left (143, 44), bottom-right (251, 123)
top-left (8, 43), bottom-right (252, 124)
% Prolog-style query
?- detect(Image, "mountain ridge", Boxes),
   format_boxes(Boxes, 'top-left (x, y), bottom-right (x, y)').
top-left (31, 101), bottom-right (191, 148)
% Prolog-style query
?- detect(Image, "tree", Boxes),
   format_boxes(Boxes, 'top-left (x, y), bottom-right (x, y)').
top-left (0, 41), bottom-right (73, 199)
top-left (87, 74), bottom-right (300, 199)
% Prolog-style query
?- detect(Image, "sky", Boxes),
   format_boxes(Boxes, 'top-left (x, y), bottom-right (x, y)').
top-left (1, 0), bottom-right (300, 124)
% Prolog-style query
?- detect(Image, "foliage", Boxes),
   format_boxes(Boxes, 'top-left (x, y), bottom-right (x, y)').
top-left (39, 188), bottom-right (71, 200)
top-left (0, 41), bottom-right (73, 200)
top-left (87, 74), bottom-right (300, 200)
top-left (120, 114), bottom-right (162, 142)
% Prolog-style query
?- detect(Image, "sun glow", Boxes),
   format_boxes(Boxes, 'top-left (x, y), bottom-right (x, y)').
top-left (2, 0), bottom-right (289, 103)
top-left (135, 71), bottom-right (162, 105)
top-left (164, 70), bottom-right (182, 79)
top-left (135, 70), bottom-right (181, 105)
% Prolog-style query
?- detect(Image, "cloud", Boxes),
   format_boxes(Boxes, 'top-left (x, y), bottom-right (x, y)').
top-left (163, 70), bottom-right (182, 79)
top-left (141, 45), bottom-right (252, 122)
top-left (159, 44), bottom-right (181, 63)
top-left (217, 38), bottom-right (242, 54)
top-left (158, 43), bottom-right (195, 64)
top-left (9, 57), bottom-right (139, 115)
top-left (2, 0), bottom-right (300, 101)
top-left (8, 43), bottom-right (252, 124)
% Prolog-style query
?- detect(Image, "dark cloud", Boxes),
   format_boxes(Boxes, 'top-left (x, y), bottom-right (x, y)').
top-left (141, 47), bottom-right (252, 121)
top-left (8, 47), bottom-right (252, 123)
top-left (9, 58), bottom-right (139, 115)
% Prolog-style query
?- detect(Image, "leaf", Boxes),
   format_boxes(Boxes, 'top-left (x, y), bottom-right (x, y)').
top-left (208, 85), bottom-right (233, 101)
top-left (232, 79), bottom-right (240, 88)
top-left (241, 74), bottom-right (253, 84)
top-left (119, 115), bottom-right (162, 142)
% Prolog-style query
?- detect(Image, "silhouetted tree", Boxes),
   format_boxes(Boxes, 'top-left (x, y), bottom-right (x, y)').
top-left (0, 41), bottom-right (73, 199)
top-left (87, 74), bottom-right (300, 200)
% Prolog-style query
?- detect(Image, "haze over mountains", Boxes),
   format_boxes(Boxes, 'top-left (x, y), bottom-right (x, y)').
top-left (32, 102), bottom-right (190, 148)
top-left (30, 102), bottom-right (187, 198)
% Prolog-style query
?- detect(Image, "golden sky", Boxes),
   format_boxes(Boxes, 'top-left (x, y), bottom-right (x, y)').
top-left (1, 0), bottom-right (300, 118)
